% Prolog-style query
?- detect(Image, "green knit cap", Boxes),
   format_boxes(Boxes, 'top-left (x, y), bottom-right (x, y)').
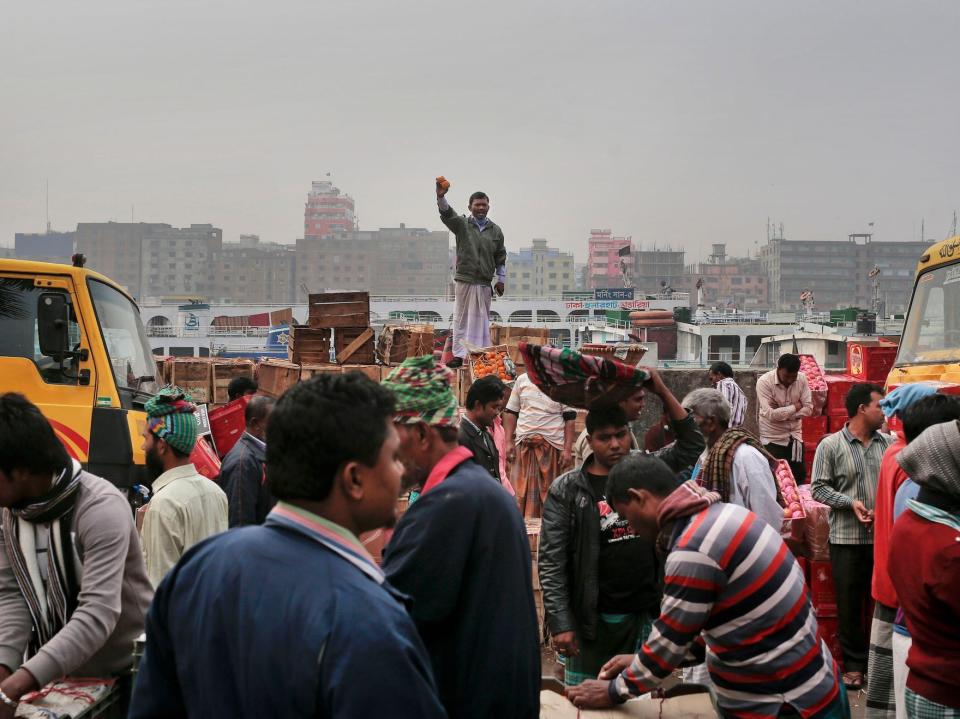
top-left (144, 387), bottom-right (198, 455)
top-left (382, 355), bottom-right (459, 427)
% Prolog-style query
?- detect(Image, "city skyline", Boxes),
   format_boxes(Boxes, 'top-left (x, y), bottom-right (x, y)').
top-left (2, 1), bottom-right (959, 263)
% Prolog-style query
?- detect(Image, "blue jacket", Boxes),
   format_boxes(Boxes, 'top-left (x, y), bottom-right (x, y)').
top-left (129, 503), bottom-right (447, 719)
top-left (383, 455), bottom-right (540, 719)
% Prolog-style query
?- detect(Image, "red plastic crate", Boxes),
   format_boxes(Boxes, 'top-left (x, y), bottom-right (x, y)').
top-left (808, 560), bottom-right (838, 616)
top-left (816, 615), bottom-right (844, 671)
top-left (209, 396), bottom-right (250, 458)
top-left (847, 343), bottom-right (897, 383)
top-left (824, 374), bottom-right (857, 415)
top-left (802, 416), bottom-right (828, 443)
top-left (190, 436), bottom-right (222, 482)
top-left (828, 414), bottom-right (848, 433)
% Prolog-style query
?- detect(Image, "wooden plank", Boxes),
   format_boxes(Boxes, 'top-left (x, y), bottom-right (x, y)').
top-left (308, 292), bottom-right (370, 329)
top-left (337, 327), bottom-right (375, 363)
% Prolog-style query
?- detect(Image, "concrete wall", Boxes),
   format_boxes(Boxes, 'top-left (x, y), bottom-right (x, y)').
top-left (633, 368), bottom-right (764, 438)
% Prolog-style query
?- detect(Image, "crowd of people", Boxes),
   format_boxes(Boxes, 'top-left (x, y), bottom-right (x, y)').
top-left (0, 350), bottom-right (956, 718)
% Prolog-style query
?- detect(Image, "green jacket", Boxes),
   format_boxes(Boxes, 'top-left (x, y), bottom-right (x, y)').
top-left (440, 205), bottom-right (506, 285)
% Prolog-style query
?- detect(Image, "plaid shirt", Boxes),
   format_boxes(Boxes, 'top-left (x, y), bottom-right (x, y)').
top-left (811, 426), bottom-right (892, 545)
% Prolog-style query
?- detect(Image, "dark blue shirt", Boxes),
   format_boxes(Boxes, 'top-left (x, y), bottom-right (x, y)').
top-left (130, 503), bottom-right (447, 718)
top-left (383, 456), bottom-right (540, 719)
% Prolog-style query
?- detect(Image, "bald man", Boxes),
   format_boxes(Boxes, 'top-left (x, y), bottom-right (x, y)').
top-left (220, 395), bottom-right (276, 526)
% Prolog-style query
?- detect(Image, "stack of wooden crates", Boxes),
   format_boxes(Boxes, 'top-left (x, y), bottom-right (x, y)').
top-left (289, 292), bottom-right (375, 366)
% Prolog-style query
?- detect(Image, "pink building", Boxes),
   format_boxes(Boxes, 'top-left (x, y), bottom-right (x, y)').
top-left (587, 229), bottom-right (632, 290)
top-left (304, 180), bottom-right (356, 239)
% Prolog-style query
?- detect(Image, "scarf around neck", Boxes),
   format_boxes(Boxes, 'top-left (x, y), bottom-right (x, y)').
top-left (700, 428), bottom-right (777, 503)
top-left (2, 460), bottom-right (83, 655)
top-left (655, 480), bottom-right (720, 553)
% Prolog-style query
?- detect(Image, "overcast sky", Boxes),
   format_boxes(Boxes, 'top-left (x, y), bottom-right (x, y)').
top-left (2, 0), bottom-right (958, 263)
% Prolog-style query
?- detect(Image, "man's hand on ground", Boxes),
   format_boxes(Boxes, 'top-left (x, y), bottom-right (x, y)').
top-left (598, 654), bottom-right (634, 680)
top-left (494, 282), bottom-right (504, 297)
top-left (552, 631), bottom-right (579, 657)
top-left (565, 679), bottom-right (615, 709)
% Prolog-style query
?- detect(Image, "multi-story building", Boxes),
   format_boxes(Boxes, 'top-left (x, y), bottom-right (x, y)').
top-left (304, 180), bottom-right (356, 239)
top-left (634, 247), bottom-right (686, 295)
top-left (0, 246), bottom-right (14, 259)
top-left (209, 235), bottom-right (296, 304)
top-left (696, 244), bottom-right (769, 309)
top-left (14, 231), bottom-right (75, 264)
top-left (507, 239), bottom-right (575, 295)
top-left (296, 224), bottom-right (449, 299)
top-left (587, 229), bottom-right (632, 290)
top-left (75, 222), bottom-right (170, 298)
top-left (75, 222), bottom-right (222, 300)
top-left (760, 234), bottom-right (927, 313)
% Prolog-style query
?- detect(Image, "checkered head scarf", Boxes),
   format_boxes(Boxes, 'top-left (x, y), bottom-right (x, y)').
top-left (144, 387), bottom-right (198, 455)
top-left (382, 355), bottom-right (460, 427)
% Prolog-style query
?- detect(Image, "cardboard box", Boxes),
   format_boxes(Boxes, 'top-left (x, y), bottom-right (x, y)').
top-left (211, 359), bottom-right (256, 405)
top-left (307, 291), bottom-right (370, 329)
top-left (256, 359), bottom-right (301, 398)
top-left (288, 326), bottom-right (331, 365)
top-left (335, 327), bottom-right (376, 365)
top-left (170, 359), bottom-right (212, 404)
top-left (376, 324), bottom-right (435, 365)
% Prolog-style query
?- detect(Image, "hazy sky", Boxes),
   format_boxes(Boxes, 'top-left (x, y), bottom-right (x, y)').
top-left (2, 0), bottom-right (958, 263)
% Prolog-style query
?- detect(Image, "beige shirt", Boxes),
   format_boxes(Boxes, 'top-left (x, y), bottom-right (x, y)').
top-left (141, 463), bottom-right (228, 586)
top-left (756, 369), bottom-right (813, 445)
top-left (505, 373), bottom-right (574, 451)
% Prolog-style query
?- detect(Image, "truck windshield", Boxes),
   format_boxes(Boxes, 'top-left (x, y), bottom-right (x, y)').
top-left (896, 261), bottom-right (960, 365)
top-left (88, 280), bottom-right (159, 395)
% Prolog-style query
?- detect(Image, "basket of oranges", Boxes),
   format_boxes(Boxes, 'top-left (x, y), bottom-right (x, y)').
top-left (469, 345), bottom-right (517, 384)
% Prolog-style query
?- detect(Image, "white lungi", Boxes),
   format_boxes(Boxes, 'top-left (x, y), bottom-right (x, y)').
top-left (453, 281), bottom-right (492, 359)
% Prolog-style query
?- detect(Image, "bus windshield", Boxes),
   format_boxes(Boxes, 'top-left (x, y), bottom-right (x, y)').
top-left (88, 280), bottom-right (159, 395)
top-left (896, 261), bottom-right (960, 365)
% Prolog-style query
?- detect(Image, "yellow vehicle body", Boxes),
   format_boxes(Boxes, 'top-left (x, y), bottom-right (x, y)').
top-left (0, 259), bottom-right (157, 488)
top-left (887, 235), bottom-right (960, 388)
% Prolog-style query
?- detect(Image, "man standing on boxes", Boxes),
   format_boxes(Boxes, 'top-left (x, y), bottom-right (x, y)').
top-left (140, 388), bottom-right (228, 586)
top-left (504, 372), bottom-right (577, 518)
top-left (436, 178), bottom-right (506, 368)
top-left (382, 356), bottom-right (540, 719)
top-left (812, 382), bottom-right (891, 692)
top-left (756, 353), bottom-right (813, 483)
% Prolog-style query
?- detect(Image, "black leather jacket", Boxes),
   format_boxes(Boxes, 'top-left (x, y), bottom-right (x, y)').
top-left (538, 413), bottom-right (705, 641)
top-left (458, 418), bottom-right (500, 481)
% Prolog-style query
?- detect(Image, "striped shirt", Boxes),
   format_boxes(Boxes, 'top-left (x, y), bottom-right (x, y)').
top-left (811, 426), bottom-right (892, 545)
top-left (610, 503), bottom-right (840, 718)
top-left (715, 377), bottom-right (748, 428)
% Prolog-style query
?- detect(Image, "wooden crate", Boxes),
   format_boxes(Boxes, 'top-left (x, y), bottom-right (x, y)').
top-left (256, 359), bottom-right (301, 398)
top-left (307, 291), bottom-right (370, 329)
top-left (375, 324), bottom-right (435, 366)
top-left (467, 345), bottom-right (512, 385)
top-left (170, 359), bottom-right (212, 404)
top-left (288, 326), bottom-right (331, 365)
top-left (344, 364), bottom-right (382, 382)
top-left (212, 359), bottom-right (256, 405)
top-left (300, 364), bottom-right (342, 381)
top-left (335, 327), bottom-right (375, 365)
top-left (153, 356), bottom-right (171, 384)
top-left (490, 325), bottom-right (549, 346)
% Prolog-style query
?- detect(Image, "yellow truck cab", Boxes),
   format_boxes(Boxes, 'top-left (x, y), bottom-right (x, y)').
top-left (887, 235), bottom-right (960, 387)
top-left (0, 257), bottom-right (157, 489)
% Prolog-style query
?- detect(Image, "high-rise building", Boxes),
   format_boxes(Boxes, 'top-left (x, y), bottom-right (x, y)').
top-left (76, 222), bottom-right (222, 300)
top-left (587, 229), bottom-right (632, 290)
top-left (296, 224), bottom-right (450, 298)
top-left (760, 234), bottom-right (927, 313)
top-left (507, 239), bottom-right (576, 295)
top-left (304, 180), bottom-right (356, 239)
top-left (14, 231), bottom-right (75, 264)
top-left (696, 244), bottom-right (769, 309)
top-left (208, 235), bottom-right (297, 304)
top-left (633, 247), bottom-right (686, 294)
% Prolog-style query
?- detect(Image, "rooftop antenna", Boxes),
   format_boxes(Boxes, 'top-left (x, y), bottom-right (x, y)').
top-left (868, 266), bottom-right (882, 315)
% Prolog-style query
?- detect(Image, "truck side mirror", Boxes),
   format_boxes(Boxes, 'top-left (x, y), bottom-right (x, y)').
top-left (37, 292), bottom-right (70, 359)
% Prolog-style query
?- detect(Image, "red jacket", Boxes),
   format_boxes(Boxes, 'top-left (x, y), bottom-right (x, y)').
top-left (872, 435), bottom-right (908, 607)
top-left (888, 509), bottom-right (960, 709)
